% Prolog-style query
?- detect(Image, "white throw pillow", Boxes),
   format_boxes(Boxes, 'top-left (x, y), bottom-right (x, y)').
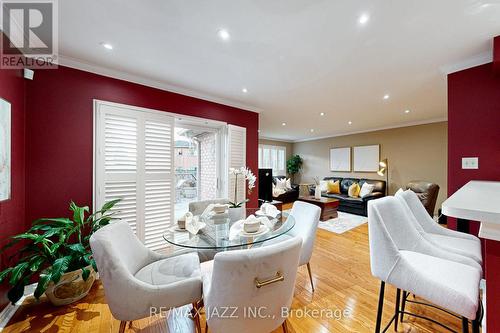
top-left (275, 178), bottom-right (287, 190)
top-left (319, 180), bottom-right (328, 192)
top-left (285, 178), bottom-right (292, 190)
top-left (359, 183), bottom-right (375, 198)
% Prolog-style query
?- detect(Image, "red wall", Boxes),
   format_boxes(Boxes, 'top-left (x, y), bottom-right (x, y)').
top-left (447, 62), bottom-right (500, 232)
top-left (25, 65), bottom-right (259, 222)
top-left (0, 67), bottom-right (26, 308)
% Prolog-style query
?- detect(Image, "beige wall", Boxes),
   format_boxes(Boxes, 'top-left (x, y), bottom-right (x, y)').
top-left (258, 139), bottom-right (294, 162)
top-left (292, 122), bottom-right (448, 213)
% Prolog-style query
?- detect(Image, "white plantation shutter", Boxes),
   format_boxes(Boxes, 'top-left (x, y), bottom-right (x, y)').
top-left (227, 125), bottom-right (246, 204)
top-left (95, 102), bottom-right (174, 250)
top-left (143, 117), bottom-right (174, 250)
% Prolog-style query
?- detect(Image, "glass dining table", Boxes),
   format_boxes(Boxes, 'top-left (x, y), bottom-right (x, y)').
top-left (163, 208), bottom-right (295, 251)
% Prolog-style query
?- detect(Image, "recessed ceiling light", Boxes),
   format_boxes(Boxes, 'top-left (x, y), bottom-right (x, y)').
top-left (404, 109), bottom-right (411, 114)
top-left (310, 129), bottom-right (314, 133)
top-left (257, 129), bottom-right (261, 133)
top-left (348, 121), bottom-right (352, 125)
top-left (242, 87), bottom-right (248, 93)
top-left (282, 122), bottom-right (286, 126)
top-left (383, 94), bottom-right (390, 100)
top-left (358, 13), bottom-right (370, 25)
top-left (101, 42), bottom-right (113, 50)
top-left (217, 29), bottom-right (230, 41)
top-left (320, 112), bottom-right (325, 116)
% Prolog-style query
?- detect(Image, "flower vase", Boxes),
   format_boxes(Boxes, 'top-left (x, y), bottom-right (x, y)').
top-left (314, 186), bottom-right (322, 199)
top-left (228, 207), bottom-right (245, 222)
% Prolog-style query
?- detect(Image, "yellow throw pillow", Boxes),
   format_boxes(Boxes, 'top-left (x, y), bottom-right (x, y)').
top-left (348, 183), bottom-right (361, 198)
top-left (327, 180), bottom-right (340, 194)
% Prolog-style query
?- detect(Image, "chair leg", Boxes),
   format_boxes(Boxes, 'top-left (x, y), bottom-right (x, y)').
top-left (472, 302), bottom-right (481, 333)
top-left (192, 302), bottom-right (201, 333)
top-left (394, 289), bottom-right (401, 332)
top-left (282, 320), bottom-right (289, 333)
top-left (462, 317), bottom-right (469, 333)
top-left (306, 262), bottom-right (315, 292)
top-left (400, 291), bottom-right (406, 323)
top-left (119, 321), bottom-right (127, 333)
top-left (375, 281), bottom-right (385, 333)
top-left (205, 322), bottom-right (208, 333)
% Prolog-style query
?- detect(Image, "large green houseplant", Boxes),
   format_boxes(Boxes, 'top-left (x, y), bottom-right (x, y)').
top-left (286, 154), bottom-right (303, 183)
top-left (0, 199), bottom-right (120, 305)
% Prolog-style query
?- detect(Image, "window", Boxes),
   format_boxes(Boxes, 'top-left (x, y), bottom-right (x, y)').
top-left (258, 144), bottom-right (286, 175)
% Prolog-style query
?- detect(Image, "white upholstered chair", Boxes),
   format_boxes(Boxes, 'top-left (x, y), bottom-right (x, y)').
top-left (90, 221), bottom-right (203, 333)
top-left (189, 198), bottom-right (229, 216)
top-left (396, 188), bottom-right (483, 265)
top-left (263, 201), bottom-right (321, 291)
top-left (368, 197), bottom-right (481, 333)
top-left (202, 236), bottom-right (302, 333)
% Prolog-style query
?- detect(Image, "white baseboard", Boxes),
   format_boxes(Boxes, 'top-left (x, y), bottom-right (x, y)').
top-left (0, 284), bottom-right (36, 331)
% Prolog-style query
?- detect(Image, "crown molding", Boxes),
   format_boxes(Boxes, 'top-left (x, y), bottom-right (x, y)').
top-left (56, 55), bottom-right (262, 113)
top-left (258, 136), bottom-right (294, 143)
top-left (289, 117), bottom-right (448, 143)
top-left (440, 51), bottom-right (492, 75)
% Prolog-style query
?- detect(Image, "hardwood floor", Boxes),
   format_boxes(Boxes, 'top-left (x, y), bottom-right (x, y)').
top-left (3, 204), bottom-right (478, 333)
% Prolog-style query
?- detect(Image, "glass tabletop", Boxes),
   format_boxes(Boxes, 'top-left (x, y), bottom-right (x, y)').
top-left (163, 208), bottom-right (295, 250)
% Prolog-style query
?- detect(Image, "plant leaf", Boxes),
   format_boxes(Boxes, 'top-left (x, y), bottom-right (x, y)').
top-left (0, 268), bottom-right (13, 284)
top-left (33, 274), bottom-right (51, 299)
top-left (81, 267), bottom-right (90, 281)
top-left (100, 199), bottom-right (121, 213)
top-left (68, 243), bottom-right (85, 253)
top-left (32, 218), bottom-right (72, 227)
top-left (9, 262), bottom-right (29, 285)
top-left (50, 256), bottom-right (72, 284)
top-left (29, 257), bottom-right (45, 272)
top-left (7, 283), bottom-right (25, 304)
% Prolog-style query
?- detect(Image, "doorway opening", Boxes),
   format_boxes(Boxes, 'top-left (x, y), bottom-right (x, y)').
top-left (174, 125), bottom-right (221, 220)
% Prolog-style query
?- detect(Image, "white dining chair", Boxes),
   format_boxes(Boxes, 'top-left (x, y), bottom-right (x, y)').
top-left (189, 198), bottom-right (229, 216)
top-left (368, 197), bottom-right (481, 333)
top-left (262, 201), bottom-right (321, 291)
top-left (202, 236), bottom-right (302, 333)
top-left (396, 188), bottom-right (483, 265)
top-left (90, 221), bottom-right (203, 333)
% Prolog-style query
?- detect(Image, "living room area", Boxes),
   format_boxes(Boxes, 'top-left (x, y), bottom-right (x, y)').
top-left (1, 2), bottom-right (500, 333)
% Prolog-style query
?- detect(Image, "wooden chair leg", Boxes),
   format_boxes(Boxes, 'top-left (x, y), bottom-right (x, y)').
top-left (119, 321), bottom-right (127, 333)
top-left (306, 262), bottom-right (315, 292)
top-left (375, 281), bottom-right (385, 333)
top-left (282, 320), bottom-right (289, 333)
top-left (394, 288), bottom-right (401, 332)
top-left (205, 322), bottom-right (208, 333)
top-left (192, 302), bottom-right (202, 333)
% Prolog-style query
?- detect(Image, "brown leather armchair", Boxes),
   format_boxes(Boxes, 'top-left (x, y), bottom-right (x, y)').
top-left (406, 180), bottom-right (440, 216)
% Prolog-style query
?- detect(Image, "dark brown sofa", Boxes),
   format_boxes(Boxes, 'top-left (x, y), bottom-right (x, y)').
top-left (406, 180), bottom-right (440, 216)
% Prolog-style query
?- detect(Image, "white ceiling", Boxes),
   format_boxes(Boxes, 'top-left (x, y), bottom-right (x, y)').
top-left (58, 0), bottom-right (500, 141)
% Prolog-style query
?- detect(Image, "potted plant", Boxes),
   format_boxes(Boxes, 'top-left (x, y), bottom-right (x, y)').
top-left (0, 199), bottom-right (120, 306)
top-left (228, 167), bottom-right (256, 221)
top-left (287, 155), bottom-right (303, 183)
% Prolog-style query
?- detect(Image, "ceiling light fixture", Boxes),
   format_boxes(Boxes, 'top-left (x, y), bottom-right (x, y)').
top-left (320, 112), bottom-right (325, 116)
top-left (310, 129), bottom-right (314, 133)
top-left (242, 88), bottom-right (248, 93)
top-left (348, 121), bottom-right (352, 125)
top-left (282, 122), bottom-right (286, 126)
top-left (217, 29), bottom-right (230, 41)
top-left (358, 13), bottom-right (370, 25)
top-left (383, 94), bottom-right (390, 100)
top-left (101, 42), bottom-right (113, 50)
top-left (404, 109), bottom-right (411, 114)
